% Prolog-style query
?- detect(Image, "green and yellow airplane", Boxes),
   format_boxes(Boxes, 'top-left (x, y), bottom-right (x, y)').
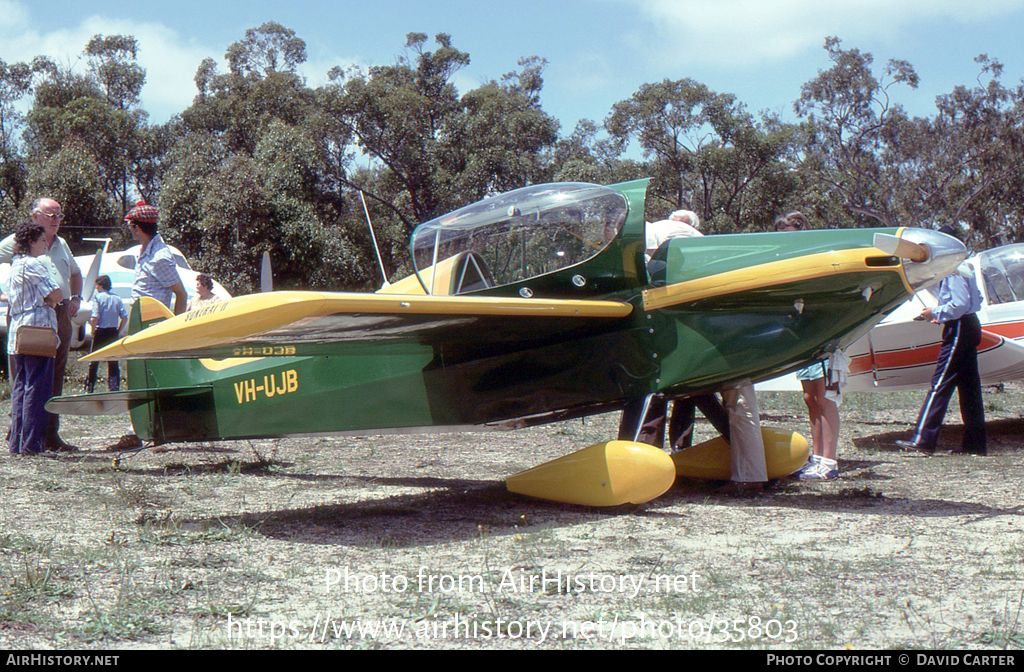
top-left (48, 179), bottom-right (965, 506)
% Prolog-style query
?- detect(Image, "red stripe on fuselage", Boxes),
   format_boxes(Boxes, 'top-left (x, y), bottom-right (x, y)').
top-left (848, 329), bottom-right (1003, 375)
top-left (979, 320), bottom-right (1024, 340)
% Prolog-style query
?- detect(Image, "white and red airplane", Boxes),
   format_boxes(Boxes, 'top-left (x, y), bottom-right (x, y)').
top-left (762, 242), bottom-right (1024, 392)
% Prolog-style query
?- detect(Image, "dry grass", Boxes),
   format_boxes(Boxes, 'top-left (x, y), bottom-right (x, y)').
top-left (0, 354), bottom-right (1023, 649)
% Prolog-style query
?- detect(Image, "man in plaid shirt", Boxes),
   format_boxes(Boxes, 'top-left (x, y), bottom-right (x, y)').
top-left (125, 201), bottom-right (186, 314)
top-left (108, 201), bottom-right (187, 451)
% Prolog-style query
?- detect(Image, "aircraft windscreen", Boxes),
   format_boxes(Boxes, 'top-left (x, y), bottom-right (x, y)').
top-left (977, 246), bottom-right (1024, 305)
top-left (410, 183), bottom-right (628, 294)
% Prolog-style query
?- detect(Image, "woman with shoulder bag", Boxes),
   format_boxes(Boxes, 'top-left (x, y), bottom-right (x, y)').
top-left (5, 221), bottom-right (61, 455)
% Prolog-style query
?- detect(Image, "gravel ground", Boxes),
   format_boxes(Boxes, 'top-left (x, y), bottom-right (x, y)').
top-left (0, 379), bottom-right (1022, 650)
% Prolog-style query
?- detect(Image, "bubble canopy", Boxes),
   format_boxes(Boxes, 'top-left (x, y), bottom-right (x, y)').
top-left (410, 183), bottom-right (629, 295)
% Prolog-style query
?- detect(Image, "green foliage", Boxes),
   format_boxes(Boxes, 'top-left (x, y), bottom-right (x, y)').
top-left (23, 140), bottom-right (118, 243)
top-left (24, 38), bottom-right (152, 224)
top-left (606, 78), bottom-right (798, 230)
top-left (162, 23), bottom-right (371, 294)
top-left (6, 23), bottom-right (1024, 290)
top-left (794, 36), bottom-right (1024, 241)
top-left (795, 37), bottom-right (922, 228)
top-left (925, 56), bottom-right (1024, 247)
top-left (226, 22), bottom-right (307, 78)
top-left (0, 59), bottom-right (33, 216)
top-left (457, 57), bottom-right (561, 196)
top-left (85, 34), bottom-right (145, 110)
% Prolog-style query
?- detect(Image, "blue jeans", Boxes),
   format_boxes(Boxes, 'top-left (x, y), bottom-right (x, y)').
top-left (10, 354), bottom-right (54, 454)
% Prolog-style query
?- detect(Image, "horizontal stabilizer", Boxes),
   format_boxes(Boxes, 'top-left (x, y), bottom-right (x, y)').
top-left (46, 386), bottom-right (214, 416)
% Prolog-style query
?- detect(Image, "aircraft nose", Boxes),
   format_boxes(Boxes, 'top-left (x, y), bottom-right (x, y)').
top-left (896, 228), bottom-right (968, 291)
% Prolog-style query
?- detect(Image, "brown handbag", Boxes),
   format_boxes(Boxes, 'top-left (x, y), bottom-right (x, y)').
top-left (11, 254), bottom-right (60, 358)
top-left (14, 325), bottom-right (59, 358)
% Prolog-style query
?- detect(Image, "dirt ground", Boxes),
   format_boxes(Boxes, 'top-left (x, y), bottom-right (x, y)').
top-left (1, 368), bottom-right (1023, 650)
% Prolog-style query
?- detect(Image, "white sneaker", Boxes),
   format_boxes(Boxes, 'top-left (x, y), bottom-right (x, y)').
top-left (799, 462), bottom-right (839, 480)
top-left (793, 457), bottom-right (820, 476)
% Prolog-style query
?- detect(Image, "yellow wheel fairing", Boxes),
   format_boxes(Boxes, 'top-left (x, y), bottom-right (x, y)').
top-left (506, 441), bottom-right (676, 507)
top-left (671, 428), bottom-right (809, 480)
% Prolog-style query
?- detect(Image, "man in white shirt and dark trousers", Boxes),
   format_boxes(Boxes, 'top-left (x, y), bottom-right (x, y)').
top-left (897, 226), bottom-right (986, 456)
top-left (620, 210), bottom-right (769, 494)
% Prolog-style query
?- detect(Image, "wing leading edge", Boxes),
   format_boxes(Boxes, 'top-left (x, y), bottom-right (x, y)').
top-left (84, 292), bottom-right (636, 361)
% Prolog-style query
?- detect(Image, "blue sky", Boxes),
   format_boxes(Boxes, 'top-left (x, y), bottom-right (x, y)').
top-left (2, 0), bottom-right (1023, 136)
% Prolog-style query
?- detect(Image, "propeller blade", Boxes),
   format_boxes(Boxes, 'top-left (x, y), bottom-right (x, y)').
top-left (873, 233), bottom-right (929, 263)
top-left (81, 246), bottom-right (104, 302)
top-left (260, 252), bottom-right (273, 293)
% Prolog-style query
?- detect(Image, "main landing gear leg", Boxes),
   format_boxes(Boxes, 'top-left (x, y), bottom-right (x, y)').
top-left (619, 393), bottom-right (730, 450)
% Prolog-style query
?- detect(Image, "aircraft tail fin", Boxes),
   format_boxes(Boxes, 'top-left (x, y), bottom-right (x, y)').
top-left (127, 296), bottom-right (175, 335)
top-left (122, 299), bottom-right (217, 442)
top-left (47, 300), bottom-right (217, 442)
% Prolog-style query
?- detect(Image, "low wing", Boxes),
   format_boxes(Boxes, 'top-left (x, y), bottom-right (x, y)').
top-left (84, 292), bottom-right (635, 361)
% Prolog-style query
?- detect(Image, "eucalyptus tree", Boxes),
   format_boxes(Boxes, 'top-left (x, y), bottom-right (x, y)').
top-left (795, 37), bottom-right (922, 228)
top-left (22, 58), bottom-right (123, 239)
top-left (317, 31), bottom-right (562, 287)
top-left (797, 39), bottom-right (1024, 247)
top-left (605, 78), bottom-right (794, 231)
top-left (319, 33), bottom-right (472, 232)
top-left (85, 34), bottom-right (145, 110)
top-left (85, 34), bottom-right (150, 214)
top-left (185, 22), bottom-right (314, 156)
top-left (163, 23), bottom-right (370, 293)
top-left (547, 119), bottom-right (647, 186)
top-left (24, 35), bottom-right (152, 227)
top-left (920, 56), bottom-right (1024, 247)
top-left (454, 56), bottom-right (561, 197)
top-left (0, 58), bottom-right (33, 223)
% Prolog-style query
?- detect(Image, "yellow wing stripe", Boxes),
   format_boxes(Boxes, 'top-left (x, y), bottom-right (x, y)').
top-left (197, 357), bottom-right (265, 372)
top-left (642, 248), bottom-right (902, 311)
top-left (85, 291), bottom-right (633, 361)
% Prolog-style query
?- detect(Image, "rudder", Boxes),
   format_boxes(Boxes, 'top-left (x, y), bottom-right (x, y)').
top-left (126, 299), bottom-right (216, 443)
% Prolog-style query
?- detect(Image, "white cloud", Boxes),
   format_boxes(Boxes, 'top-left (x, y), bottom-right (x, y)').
top-left (0, 3), bottom-right (215, 122)
top-left (617, 0), bottom-right (1024, 66)
top-left (0, 0), bottom-right (28, 33)
top-left (0, 2), bottom-right (369, 122)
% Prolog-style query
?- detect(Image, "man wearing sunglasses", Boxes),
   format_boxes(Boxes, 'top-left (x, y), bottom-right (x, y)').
top-left (0, 197), bottom-right (83, 452)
